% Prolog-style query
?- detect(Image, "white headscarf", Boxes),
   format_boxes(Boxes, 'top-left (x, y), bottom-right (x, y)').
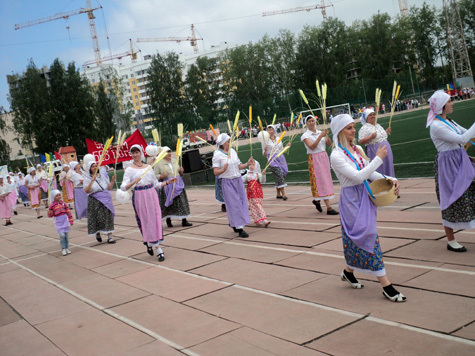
top-left (360, 108), bottom-right (375, 125)
top-left (36, 164), bottom-right (42, 169)
top-left (130, 144), bottom-right (145, 161)
top-left (427, 90), bottom-right (450, 127)
top-left (330, 114), bottom-right (355, 149)
top-left (216, 133), bottom-right (230, 147)
top-left (87, 161), bottom-right (96, 175)
top-left (161, 146), bottom-right (171, 152)
top-left (249, 160), bottom-right (261, 174)
top-left (62, 164), bottom-right (69, 170)
top-left (304, 115), bottom-right (317, 125)
top-left (266, 124), bottom-right (276, 131)
top-left (28, 167), bottom-right (36, 174)
top-left (49, 189), bottom-right (61, 204)
top-left (69, 161), bottom-right (79, 171)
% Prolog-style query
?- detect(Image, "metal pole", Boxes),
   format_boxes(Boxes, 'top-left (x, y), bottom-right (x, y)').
top-left (361, 78), bottom-right (368, 106)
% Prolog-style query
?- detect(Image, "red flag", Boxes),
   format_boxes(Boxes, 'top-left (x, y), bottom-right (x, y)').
top-left (86, 129), bottom-right (148, 166)
top-left (54, 151), bottom-right (61, 160)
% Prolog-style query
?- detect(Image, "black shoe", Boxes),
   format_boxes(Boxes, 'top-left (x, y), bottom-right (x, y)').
top-left (166, 218), bottom-right (173, 228)
top-left (276, 196), bottom-right (283, 199)
top-left (282, 196), bottom-right (288, 201)
top-left (327, 209), bottom-right (339, 215)
top-left (14, 211), bottom-right (18, 215)
top-left (340, 270), bottom-right (363, 289)
top-left (96, 233), bottom-right (102, 242)
top-left (158, 253), bottom-right (165, 262)
top-left (37, 216), bottom-right (43, 219)
top-left (312, 200), bottom-right (322, 212)
top-left (143, 242), bottom-right (154, 256)
top-left (238, 229), bottom-right (249, 238)
top-left (230, 225), bottom-right (238, 233)
top-left (447, 244), bottom-right (467, 252)
top-left (221, 204), bottom-right (226, 212)
top-left (107, 237), bottom-right (116, 244)
top-left (182, 219), bottom-right (192, 227)
top-left (5, 221), bottom-right (12, 226)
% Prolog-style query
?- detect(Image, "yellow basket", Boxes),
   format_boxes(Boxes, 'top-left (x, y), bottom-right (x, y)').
top-left (369, 178), bottom-right (397, 207)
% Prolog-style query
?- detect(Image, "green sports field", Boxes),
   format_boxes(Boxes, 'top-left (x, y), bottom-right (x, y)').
top-left (237, 99), bottom-right (475, 183)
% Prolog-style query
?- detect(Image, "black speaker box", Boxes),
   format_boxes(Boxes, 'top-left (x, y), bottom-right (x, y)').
top-left (182, 149), bottom-right (203, 173)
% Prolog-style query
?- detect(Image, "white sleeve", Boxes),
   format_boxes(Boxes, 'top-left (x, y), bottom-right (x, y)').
top-left (432, 122), bottom-right (475, 145)
top-left (120, 168), bottom-right (132, 191)
top-left (331, 151), bottom-right (383, 184)
top-left (212, 153), bottom-right (221, 168)
top-left (259, 172), bottom-right (267, 184)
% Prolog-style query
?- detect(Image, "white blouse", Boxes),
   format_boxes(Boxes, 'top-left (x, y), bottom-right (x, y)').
top-left (262, 136), bottom-right (284, 156)
top-left (358, 123), bottom-right (388, 145)
top-left (212, 149), bottom-right (242, 179)
top-left (242, 171), bottom-right (266, 184)
top-left (430, 119), bottom-right (475, 152)
top-left (0, 183), bottom-right (12, 195)
top-left (25, 174), bottom-right (40, 187)
top-left (301, 129), bottom-right (327, 154)
top-left (330, 146), bottom-right (393, 188)
top-left (36, 169), bottom-right (48, 180)
top-left (71, 172), bottom-right (86, 188)
top-left (120, 166), bottom-right (161, 191)
top-left (83, 174), bottom-right (110, 194)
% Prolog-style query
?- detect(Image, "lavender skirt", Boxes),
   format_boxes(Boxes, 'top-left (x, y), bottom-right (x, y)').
top-left (54, 214), bottom-right (70, 234)
top-left (434, 148), bottom-right (475, 230)
top-left (74, 187), bottom-right (88, 220)
top-left (18, 185), bottom-right (29, 202)
top-left (222, 177), bottom-right (251, 228)
top-left (366, 141), bottom-right (395, 177)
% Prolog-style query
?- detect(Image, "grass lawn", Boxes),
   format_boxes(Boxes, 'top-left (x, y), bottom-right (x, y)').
top-left (236, 99), bottom-right (475, 184)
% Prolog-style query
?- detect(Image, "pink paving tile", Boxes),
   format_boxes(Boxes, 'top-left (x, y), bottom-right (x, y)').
top-left (162, 233), bottom-right (223, 250)
top-left (92, 259), bottom-right (152, 279)
top-left (185, 286), bottom-right (358, 344)
top-left (111, 295), bottom-right (240, 348)
top-left (0, 238), bottom-right (42, 259)
top-left (284, 276), bottom-right (474, 333)
top-left (117, 266), bottom-right (229, 302)
top-left (20, 254), bottom-right (96, 284)
top-left (403, 263), bottom-right (475, 297)
top-left (118, 340), bottom-right (184, 356)
top-left (63, 246), bottom-right (123, 269)
top-left (2, 276), bottom-right (91, 325)
top-left (0, 261), bottom-right (20, 274)
top-left (386, 240), bottom-right (475, 266)
top-left (0, 320), bottom-right (64, 356)
top-left (62, 274), bottom-right (150, 308)
top-left (181, 222), bottom-right (240, 238)
top-left (190, 326), bottom-right (326, 356)
top-left (37, 308), bottom-right (155, 356)
top-left (191, 257), bottom-right (324, 294)
top-left (377, 210), bottom-right (442, 224)
top-left (306, 319), bottom-right (474, 356)
top-left (452, 322), bottom-right (475, 341)
top-left (248, 228), bottom-right (339, 247)
top-left (0, 298), bottom-right (22, 326)
top-left (89, 238), bottom-right (148, 257)
top-left (198, 240), bottom-right (301, 263)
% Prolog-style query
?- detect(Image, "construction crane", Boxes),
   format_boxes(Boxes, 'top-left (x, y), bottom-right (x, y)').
top-left (83, 39), bottom-right (140, 67)
top-left (137, 24), bottom-right (203, 54)
top-left (443, 0), bottom-right (474, 87)
top-left (262, 1), bottom-right (333, 21)
top-left (398, 0), bottom-right (409, 16)
top-left (14, 0), bottom-right (103, 65)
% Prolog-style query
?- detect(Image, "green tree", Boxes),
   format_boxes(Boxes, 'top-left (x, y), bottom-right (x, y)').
top-left (0, 107), bottom-right (11, 165)
top-left (147, 52), bottom-right (189, 143)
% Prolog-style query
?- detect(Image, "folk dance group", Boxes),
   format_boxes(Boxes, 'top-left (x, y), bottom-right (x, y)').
top-left (1, 90), bottom-right (473, 303)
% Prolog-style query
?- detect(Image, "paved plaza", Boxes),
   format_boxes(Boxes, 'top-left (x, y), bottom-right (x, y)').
top-left (0, 179), bottom-right (474, 355)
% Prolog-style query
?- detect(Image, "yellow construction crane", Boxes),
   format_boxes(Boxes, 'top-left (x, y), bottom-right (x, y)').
top-left (14, 0), bottom-right (103, 64)
top-left (83, 39), bottom-right (140, 67)
top-left (137, 24), bottom-right (203, 54)
top-left (262, 1), bottom-right (333, 21)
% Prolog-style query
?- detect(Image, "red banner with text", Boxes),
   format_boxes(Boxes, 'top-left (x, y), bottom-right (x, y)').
top-left (85, 129), bottom-right (148, 166)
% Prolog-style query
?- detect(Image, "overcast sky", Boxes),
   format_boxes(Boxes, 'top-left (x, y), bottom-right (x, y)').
top-left (0, 0), bottom-right (438, 110)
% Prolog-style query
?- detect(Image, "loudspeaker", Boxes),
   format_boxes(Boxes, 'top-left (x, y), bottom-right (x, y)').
top-left (201, 151), bottom-right (214, 169)
top-left (182, 149), bottom-right (203, 173)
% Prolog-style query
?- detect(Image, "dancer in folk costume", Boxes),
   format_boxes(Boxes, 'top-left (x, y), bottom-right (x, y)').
top-left (59, 164), bottom-right (74, 209)
top-left (242, 160), bottom-right (271, 227)
top-left (70, 161), bottom-right (88, 220)
top-left (154, 146), bottom-right (192, 228)
top-left (16, 172), bottom-right (29, 206)
top-left (0, 176), bottom-right (13, 226)
top-left (25, 167), bottom-right (43, 218)
top-left (330, 114), bottom-right (405, 302)
top-left (358, 108), bottom-right (396, 177)
top-left (121, 145), bottom-right (176, 262)
top-left (6, 175), bottom-right (18, 216)
top-left (48, 190), bottom-right (74, 256)
top-left (262, 124), bottom-right (290, 200)
top-left (301, 115), bottom-right (339, 215)
top-left (36, 164), bottom-right (49, 208)
top-left (213, 133), bottom-right (252, 238)
top-left (427, 90), bottom-right (475, 252)
top-left (83, 162), bottom-right (117, 244)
